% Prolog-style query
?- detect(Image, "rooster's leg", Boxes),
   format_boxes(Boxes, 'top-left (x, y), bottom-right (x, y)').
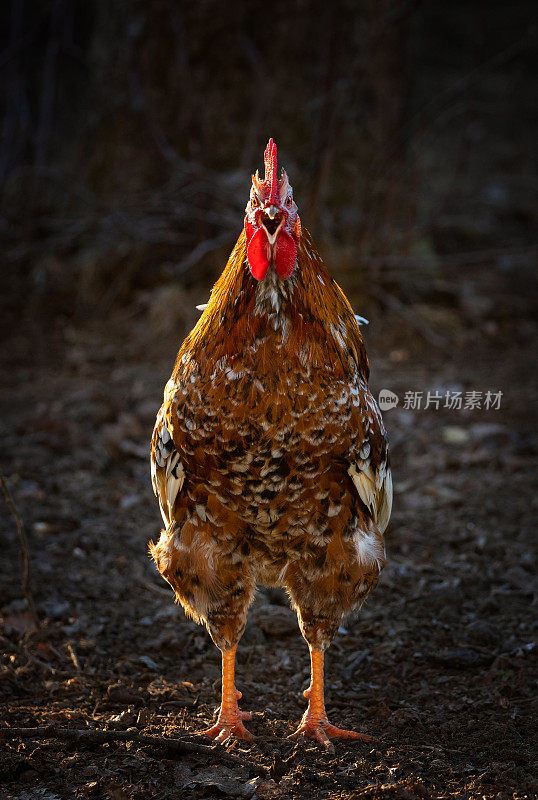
top-left (200, 645), bottom-right (253, 742)
top-left (290, 646), bottom-right (371, 747)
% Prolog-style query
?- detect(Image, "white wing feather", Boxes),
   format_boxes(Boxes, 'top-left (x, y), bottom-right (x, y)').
top-left (151, 413), bottom-right (185, 528)
top-left (349, 459), bottom-right (392, 534)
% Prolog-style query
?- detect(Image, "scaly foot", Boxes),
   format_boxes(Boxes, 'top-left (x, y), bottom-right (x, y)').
top-left (199, 650), bottom-right (254, 742)
top-left (201, 687), bottom-right (253, 742)
top-left (290, 709), bottom-right (371, 747)
top-left (290, 648), bottom-right (371, 749)
top-left (202, 716), bottom-right (253, 742)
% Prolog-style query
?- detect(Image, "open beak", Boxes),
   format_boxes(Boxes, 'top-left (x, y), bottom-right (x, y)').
top-left (261, 205), bottom-right (284, 245)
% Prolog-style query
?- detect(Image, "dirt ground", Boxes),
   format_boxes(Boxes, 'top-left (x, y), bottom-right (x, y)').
top-left (0, 258), bottom-right (536, 799)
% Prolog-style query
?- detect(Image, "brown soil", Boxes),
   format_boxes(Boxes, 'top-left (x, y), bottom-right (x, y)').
top-left (0, 273), bottom-right (536, 799)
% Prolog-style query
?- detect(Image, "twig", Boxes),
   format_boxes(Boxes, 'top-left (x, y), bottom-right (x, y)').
top-left (67, 643), bottom-right (80, 671)
top-left (1, 725), bottom-right (252, 765)
top-left (1, 476), bottom-right (40, 630)
top-left (132, 561), bottom-right (175, 598)
top-left (172, 232), bottom-right (233, 276)
top-left (137, 575), bottom-right (173, 598)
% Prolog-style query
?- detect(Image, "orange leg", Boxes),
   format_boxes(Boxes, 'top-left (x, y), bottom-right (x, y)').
top-left (290, 646), bottom-right (371, 748)
top-left (200, 646), bottom-right (253, 742)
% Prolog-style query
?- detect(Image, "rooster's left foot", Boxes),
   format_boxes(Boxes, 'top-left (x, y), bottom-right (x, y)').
top-left (291, 684), bottom-right (371, 748)
top-left (292, 648), bottom-right (373, 749)
top-left (291, 717), bottom-right (371, 743)
top-left (290, 715), bottom-right (371, 749)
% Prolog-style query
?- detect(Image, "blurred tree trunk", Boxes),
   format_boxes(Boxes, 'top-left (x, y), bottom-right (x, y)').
top-left (357, 0), bottom-right (416, 272)
top-left (305, 3), bottom-right (338, 229)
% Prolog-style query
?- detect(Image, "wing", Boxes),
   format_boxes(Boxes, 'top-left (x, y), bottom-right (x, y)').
top-left (150, 381), bottom-right (185, 527)
top-left (348, 383), bottom-right (393, 534)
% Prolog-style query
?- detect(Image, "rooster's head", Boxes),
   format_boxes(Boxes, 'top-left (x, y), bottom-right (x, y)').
top-left (244, 138), bottom-right (301, 281)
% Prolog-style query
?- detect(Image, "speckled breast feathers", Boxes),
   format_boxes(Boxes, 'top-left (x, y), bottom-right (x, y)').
top-left (149, 229), bottom-right (392, 651)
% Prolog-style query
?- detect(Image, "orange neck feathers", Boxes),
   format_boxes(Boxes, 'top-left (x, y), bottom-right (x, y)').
top-left (174, 229), bottom-right (369, 382)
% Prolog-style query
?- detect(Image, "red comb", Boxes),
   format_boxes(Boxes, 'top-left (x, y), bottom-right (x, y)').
top-left (264, 138), bottom-right (279, 204)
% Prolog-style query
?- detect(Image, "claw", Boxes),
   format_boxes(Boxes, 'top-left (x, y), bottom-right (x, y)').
top-left (202, 718), bottom-right (254, 742)
top-left (323, 722), bottom-right (371, 741)
top-left (289, 716), bottom-right (371, 749)
top-left (199, 692), bottom-right (254, 741)
top-left (199, 695), bottom-right (253, 741)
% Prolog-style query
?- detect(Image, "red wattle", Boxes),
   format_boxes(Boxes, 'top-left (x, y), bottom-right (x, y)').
top-left (246, 227), bottom-right (270, 280)
top-left (274, 231), bottom-right (297, 279)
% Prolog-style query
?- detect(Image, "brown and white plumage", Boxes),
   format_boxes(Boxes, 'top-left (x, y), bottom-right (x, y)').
top-left (149, 142), bottom-right (392, 745)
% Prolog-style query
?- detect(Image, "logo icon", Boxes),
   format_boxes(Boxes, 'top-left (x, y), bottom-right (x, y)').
top-left (378, 389), bottom-right (399, 411)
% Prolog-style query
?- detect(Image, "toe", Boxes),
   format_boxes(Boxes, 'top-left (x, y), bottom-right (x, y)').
top-left (232, 722), bottom-right (254, 741)
top-left (200, 719), bottom-right (253, 742)
top-left (312, 725), bottom-right (332, 748)
top-left (288, 722), bottom-right (332, 751)
top-left (289, 719), bottom-right (371, 747)
top-left (323, 723), bottom-right (372, 741)
top-left (201, 722), bottom-right (224, 740)
top-left (214, 726), bottom-right (231, 744)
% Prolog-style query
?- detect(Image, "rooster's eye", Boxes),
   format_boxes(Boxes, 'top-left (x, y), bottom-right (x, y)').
top-left (286, 196), bottom-right (292, 206)
top-left (251, 197), bottom-right (258, 207)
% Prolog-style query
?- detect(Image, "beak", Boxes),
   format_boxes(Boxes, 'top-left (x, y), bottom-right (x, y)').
top-left (261, 205), bottom-right (284, 244)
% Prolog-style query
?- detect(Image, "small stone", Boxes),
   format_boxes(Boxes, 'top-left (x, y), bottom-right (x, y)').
top-left (139, 655), bottom-right (161, 670)
top-left (443, 426), bottom-right (470, 445)
top-left (107, 683), bottom-right (138, 704)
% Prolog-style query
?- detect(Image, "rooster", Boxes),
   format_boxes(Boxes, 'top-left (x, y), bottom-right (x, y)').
top-left (149, 139), bottom-right (392, 746)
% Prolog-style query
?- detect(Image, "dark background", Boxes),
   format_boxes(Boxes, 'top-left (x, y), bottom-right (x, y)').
top-left (1, 2), bottom-right (537, 799)
top-left (1, 0), bottom-right (537, 324)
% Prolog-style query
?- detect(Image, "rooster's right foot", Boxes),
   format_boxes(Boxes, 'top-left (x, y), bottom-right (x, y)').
top-left (200, 687), bottom-right (253, 742)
